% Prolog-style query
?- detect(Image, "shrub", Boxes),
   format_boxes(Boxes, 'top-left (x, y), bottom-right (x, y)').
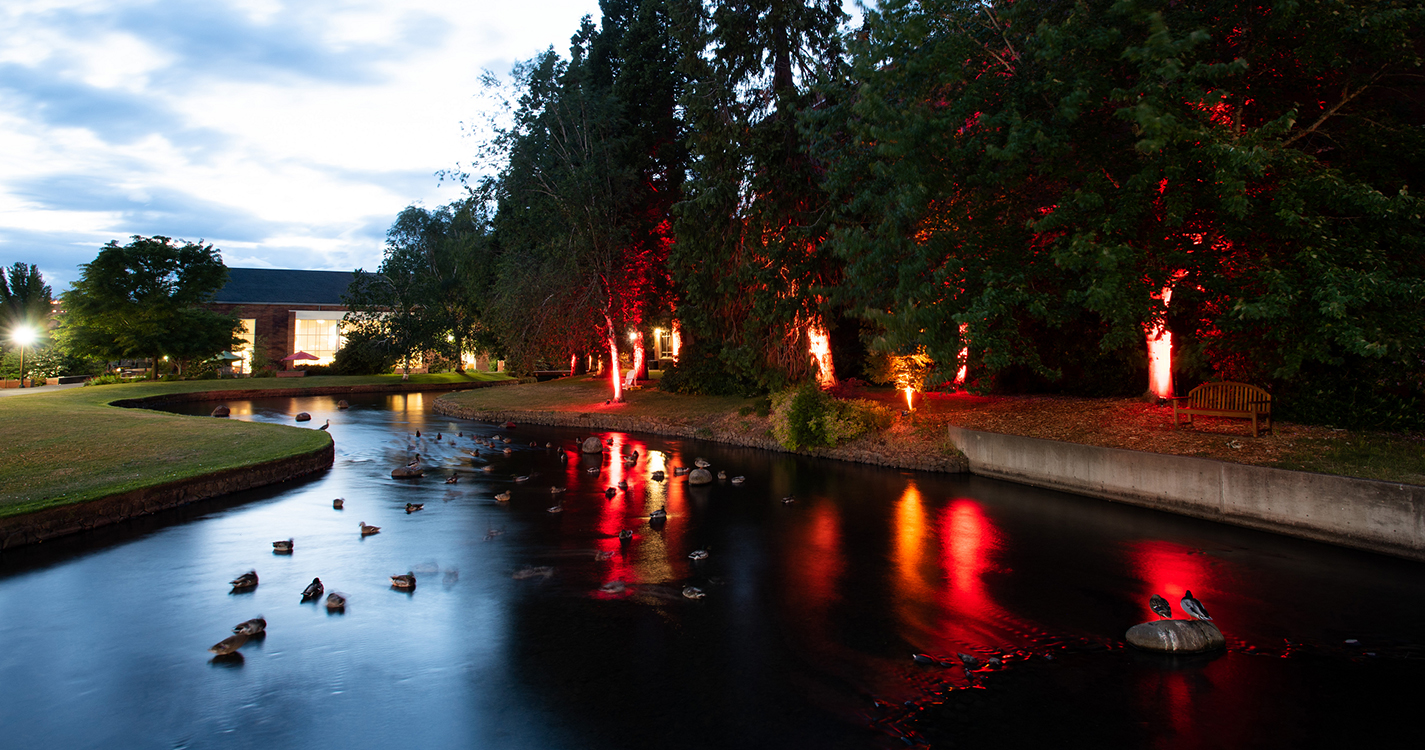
top-left (770, 383), bottom-right (893, 450)
top-left (252, 368), bottom-right (276, 378)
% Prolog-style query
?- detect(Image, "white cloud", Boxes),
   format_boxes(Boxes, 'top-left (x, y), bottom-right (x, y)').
top-left (0, 0), bottom-right (604, 289)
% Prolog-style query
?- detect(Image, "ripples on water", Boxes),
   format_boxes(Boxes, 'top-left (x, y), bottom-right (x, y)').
top-left (1, 393), bottom-right (1422, 749)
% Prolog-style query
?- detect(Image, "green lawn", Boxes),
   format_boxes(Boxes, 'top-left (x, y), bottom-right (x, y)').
top-left (0, 372), bottom-right (511, 518)
top-left (1273, 433), bottom-right (1425, 486)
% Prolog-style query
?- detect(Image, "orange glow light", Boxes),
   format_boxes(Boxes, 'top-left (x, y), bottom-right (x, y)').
top-left (606, 316), bottom-right (622, 402)
top-left (903, 387), bottom-right (915, 411)
top-left (955, 322), bottom-right (968, 385)
top-left (807, 322), bottom-right (835, 388)
top-left (1145, 272), bottom-right (1185, 400)
top-left (670, 319), bottom-right (681, 361)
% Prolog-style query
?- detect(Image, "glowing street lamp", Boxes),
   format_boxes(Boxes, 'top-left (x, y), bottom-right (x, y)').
top-left (11, 325), bottom-right (36, 388)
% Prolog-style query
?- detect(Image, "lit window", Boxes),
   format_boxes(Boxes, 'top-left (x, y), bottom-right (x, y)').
top-left (234, 319), bottom-right (256, 374)
top-left (294, 319), bottom-right (344, 365)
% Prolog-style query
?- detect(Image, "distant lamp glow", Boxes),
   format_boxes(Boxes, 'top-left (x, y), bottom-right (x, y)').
top-left (11, 325), bottom-right (36, 388)
top-left (807, 322), bottom-right (835, 388)
top-left (11, 325), bottom-right (35, 347)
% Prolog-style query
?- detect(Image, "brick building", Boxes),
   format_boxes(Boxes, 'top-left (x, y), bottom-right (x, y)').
top-left (207, 268), bottom-right (355, 373)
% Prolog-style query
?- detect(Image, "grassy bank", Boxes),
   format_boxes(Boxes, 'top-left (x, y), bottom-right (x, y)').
top-left (0, 372), bottom-right (511, 518)
top-left (438, 373), bottom-right (757, 419)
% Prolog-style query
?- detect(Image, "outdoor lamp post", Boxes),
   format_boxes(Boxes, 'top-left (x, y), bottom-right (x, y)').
top-left (12, 325), bottom-right (35, 388)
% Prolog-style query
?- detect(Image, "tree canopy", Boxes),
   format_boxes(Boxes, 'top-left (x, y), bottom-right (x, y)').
top-left (62, 236), bottom-right (240, 379)
top-left (345, 200), bottom-right (497, 373)
top-left (0, 262), bottom-right (53, 340)
top-left (459, 0), bottom-right (1423, 427)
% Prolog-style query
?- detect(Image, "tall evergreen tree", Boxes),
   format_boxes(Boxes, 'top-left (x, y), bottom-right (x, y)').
top-left (666, 0), bottom-right (847, 394)
top-left (488, 1), bottom-right (687, 389)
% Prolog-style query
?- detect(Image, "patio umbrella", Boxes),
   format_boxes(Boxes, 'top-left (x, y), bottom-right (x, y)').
top-left (212, 352), bottom-right (243, 361)
top-left (282, 351), bottom-right (319, 363)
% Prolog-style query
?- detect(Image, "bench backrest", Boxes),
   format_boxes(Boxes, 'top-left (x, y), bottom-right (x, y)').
top-left (1187, 381), bottom-right (1270, 411)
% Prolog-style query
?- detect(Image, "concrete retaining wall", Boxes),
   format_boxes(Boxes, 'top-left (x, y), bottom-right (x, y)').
top-left (0, 440), bottom-right (334, 549)
top-left (947, 425), bottom-right (1425, 562)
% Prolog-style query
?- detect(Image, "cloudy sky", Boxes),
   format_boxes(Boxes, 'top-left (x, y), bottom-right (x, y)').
top-left (0, 0), bottom-right (612, 290)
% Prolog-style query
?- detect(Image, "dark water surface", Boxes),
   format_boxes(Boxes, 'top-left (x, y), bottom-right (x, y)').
top-left (2, 393), bottom-right (1422, 749)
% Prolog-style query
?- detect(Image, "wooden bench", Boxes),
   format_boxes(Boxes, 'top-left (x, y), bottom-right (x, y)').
top-left (1172, 381), bottom-right (1272, 437)
top-left (276, 370), bottom-right (306, 378)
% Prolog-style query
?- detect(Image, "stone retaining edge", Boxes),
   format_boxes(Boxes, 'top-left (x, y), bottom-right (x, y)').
top-left (947, 425), bottom-right (1425, 563)
top-left (0, 440), bottom-right (334, 549)
top-left (432, 400), bottom-right (970, 474)
top-left (109, 378), bottom-right (517, 408)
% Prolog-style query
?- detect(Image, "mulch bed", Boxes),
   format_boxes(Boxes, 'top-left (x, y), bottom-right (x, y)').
top-left (852, 389), bottom-right (1344, 468)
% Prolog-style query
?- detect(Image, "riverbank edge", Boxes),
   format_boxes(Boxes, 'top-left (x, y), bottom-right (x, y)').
top-left (107, 378), bottom-right (519, 408)
top-left (948, 425), bottom-right (1425, 563)
top-left (0, 380), bottom-right (518, 549)
top-left (0, 440), bottom-right (334, 549)
top-left (431, 400), bottom-right (971, 474)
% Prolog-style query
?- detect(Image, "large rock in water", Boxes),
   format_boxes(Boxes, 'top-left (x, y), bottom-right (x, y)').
top-left (688, 468), bottom-right (714, 485)
top-left (211, 405), bottom-right (230, 417)
top-left (580, 436), bottom-right (604, 454)
top-left (391, 466), bottom-right (424, 479)
top-left (1126, 619), bottom-right (1225, 653)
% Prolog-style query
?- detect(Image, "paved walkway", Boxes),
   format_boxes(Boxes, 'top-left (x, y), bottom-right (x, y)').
top-left (0, 382), bottom-right (87, 398)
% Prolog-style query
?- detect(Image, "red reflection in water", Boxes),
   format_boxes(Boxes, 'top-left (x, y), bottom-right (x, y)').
top-left (936, 499), bottom-right (1012, 647)
top-left (1128, 540), bottom-right (1229, 742)
top-left (1129, 540), bottom-right (1212, 622)
top-left (786, 502), bottom-right (843, 609)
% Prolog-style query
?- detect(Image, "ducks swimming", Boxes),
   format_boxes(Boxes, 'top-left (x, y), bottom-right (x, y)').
top-left (405, 503), bottom-right (424, 513)
top-left (650, 470), bottom-right (665, 481)
top-left (688, 549), bottom-right (709, 561)
top-left (1181, 590), bottom-right (1213, 621)
top-left (230, 571), bottom-right (258, 590)
top-left (390, 572), bottom-right (416, 589)
top-left (209, 633), bottom-right (248, 656)
top-left (233, 617), bottom-right (266, 636)
top-left (682, 586), bottom-right (706, 600)
top-left (333, 498), bottom-right (344, 509)
top-left (302, 578), bottom-right (324, 601)
top-left (694, 458), bottom-right (710, 469)
top-left (359, 521), bottom-right (381, 536)
top-left (730, 476), bottom-right (745, 485)
top-left (1149, 594), bottom-right (1172, 619)
top-left (272, 539), bottom-right (293, 554)
top-left (604, 487), bottom-right (618, 499)
top-left (618, 529), bottom-right (633, 543)
top-left (445, 475), bottom-right (459, 484)
top-left (495, 491), bottom-right (511, 504)
top-left (649, 508), bottom-right (667, 521)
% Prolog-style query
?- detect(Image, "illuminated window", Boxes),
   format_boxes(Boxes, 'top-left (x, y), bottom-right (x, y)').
top-left (234, 319), bottom-right (256, 374)
top-left (294, 318), bottom-right (343, 365)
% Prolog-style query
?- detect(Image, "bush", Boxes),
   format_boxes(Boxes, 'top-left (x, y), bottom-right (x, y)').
top-left (331, 330), bottom-right (399, 375)
top-left (252, 368), bottom-right (276, 378)
top-left (769, 383), bottom-right (893, 450)
top-left (84, 372), bottom-right (128, 386)
top-left (299, 365), bottom-right (332, 376)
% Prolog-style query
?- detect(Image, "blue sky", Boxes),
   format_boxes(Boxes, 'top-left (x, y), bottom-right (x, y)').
top-left (0, 0), bottom-right (608, 290)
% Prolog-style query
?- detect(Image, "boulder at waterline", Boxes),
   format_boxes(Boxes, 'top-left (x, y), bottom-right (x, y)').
top-left (295, 412), bottom-right (311, 422)
top-left (391, 466), bottom-right (424, 479)
top-left (1125, 619), bottom-right (1225, 654)
top-left (688, 468), bottom-right (714, 485)
top-left (211, 405), bottom-right (230, 417)
top-left (581, 436), bottom-right (604, 454)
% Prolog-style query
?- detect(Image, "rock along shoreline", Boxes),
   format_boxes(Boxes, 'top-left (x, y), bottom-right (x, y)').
top-left (431, 399), bottom-right (970, 475)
